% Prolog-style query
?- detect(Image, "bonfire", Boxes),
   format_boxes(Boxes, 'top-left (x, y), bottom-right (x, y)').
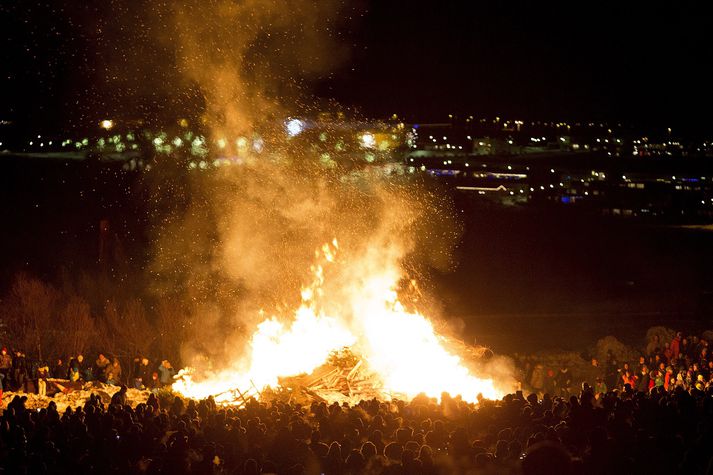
top-left (172, 240), bottom-right (502, 405)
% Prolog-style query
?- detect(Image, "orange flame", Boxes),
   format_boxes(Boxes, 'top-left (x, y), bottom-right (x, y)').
top-left (172, 241), bottom-right (501, 404)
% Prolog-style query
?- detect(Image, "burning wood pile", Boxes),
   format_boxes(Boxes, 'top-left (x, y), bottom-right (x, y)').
top-left (174, 335), bottom-right (500, 408)
top-left (171, 240), bottom-right (503, 405)
top-left (197, 348), bottom-right (387, 407)
top-left (263, 343), bottom-right (492, 406)
top-left (276, 348), bottom-right (391, 405)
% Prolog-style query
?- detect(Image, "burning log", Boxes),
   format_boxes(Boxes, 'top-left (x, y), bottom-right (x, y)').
top-left (271, 349), bottom-right (387, 404)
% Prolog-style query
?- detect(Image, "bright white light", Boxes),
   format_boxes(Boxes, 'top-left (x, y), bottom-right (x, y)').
top-left (361, 133), bottom-right (376, 149)
top-left (286, 118), bottom-right (305, 137)
top-left (100, 119), bottom-right (114, 130)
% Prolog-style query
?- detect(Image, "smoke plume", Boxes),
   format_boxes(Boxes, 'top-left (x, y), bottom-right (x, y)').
top-left (141, 0), bottom-right (514, 399)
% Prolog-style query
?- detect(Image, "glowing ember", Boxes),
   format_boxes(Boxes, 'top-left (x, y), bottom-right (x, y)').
top-left (173, 241), bottom-right (500, 404)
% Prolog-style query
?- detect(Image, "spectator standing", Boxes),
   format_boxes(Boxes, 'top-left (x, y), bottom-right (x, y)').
top-left (593, 377), bottom-right (607, 395)
top-left (148, 371), bottom-right (160, 389)
top-left (529, 363), bottom-right (545, 395)
top-left (680, 337), bottom-right (690, 360)
top-left (637, 356), bottom-right (646, 373)
top-left (556, 366), bottom-right (571, 397)
top-left (638, 365), bottom-right (650, 393)
top-left (132, 356), bottom-right (143, 388)
top-left (622, 370), bottom-right (636, 389)
top-left (107, 357), bottom-right (122, 385)
top-left (158, 360), bottom-right (176, 387)
top-left (604, 351), bottom-right (618, 390)
top-left (140, 357), bottom-right (152, 386)
top-left (589, 358), bottom-right (602, 385)
top-left (95, 353), bottom-right (110, 382)
top-left (699, 348), bottom-right (709, 371)
top-left (52, 358), bottom-right (65, 379)
top-left (670, 332), bottom-right (682, 359)
top-left (0, 347), bottom-right (12, 384)
top-left (67, 358), bottom-right (80, 383)
top-left (75, 354), bottom-right (88, 381)
top-left (12, 351), bottom-right (28, 392)
top-left (646, 334), bottom-right (661, 356)
top-left (689, 336), bottom-right (701, 360)
top-left (36, 364), bottom-right (49, 396)
top-left (664, 366), bottom-right (674, 390)
top-left (544, 368), bottom-right (556, 395)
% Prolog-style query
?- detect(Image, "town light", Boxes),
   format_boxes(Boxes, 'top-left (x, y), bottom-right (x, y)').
top-left (361, 133), bottom-right (376, 149)
top-left (285, 118), bottom-right (304, 137)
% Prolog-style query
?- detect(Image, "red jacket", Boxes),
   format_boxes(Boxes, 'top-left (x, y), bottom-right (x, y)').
top-left (670, 337), bottom-right (681, 360)
top-left (664, 372), bottom-right (672, 391)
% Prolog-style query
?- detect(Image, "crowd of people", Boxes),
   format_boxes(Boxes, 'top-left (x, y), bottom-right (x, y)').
top-left (0, 331), bottom-right (712, 473)
top-left (522, 330), bottom-right (713, 397)
top-left (1, 371), bottom-right (712, 473)
top-left (0, 348), bottom-right (176, 397)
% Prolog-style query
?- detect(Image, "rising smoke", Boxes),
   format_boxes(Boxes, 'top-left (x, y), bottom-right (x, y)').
top-left (140, 0), bottom-right (514, 395)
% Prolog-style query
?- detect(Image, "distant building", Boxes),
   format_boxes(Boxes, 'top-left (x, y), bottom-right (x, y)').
top-left (472, 137), bottom-right (517, 155)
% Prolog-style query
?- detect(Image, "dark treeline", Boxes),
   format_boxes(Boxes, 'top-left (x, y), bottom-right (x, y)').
top-left (1, 272), bottom-right (191, 367)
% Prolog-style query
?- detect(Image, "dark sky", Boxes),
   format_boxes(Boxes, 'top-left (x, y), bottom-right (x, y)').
top-left (2, 0), bottom-right (713, 132)
top-left (332, 0), bottom-right (713, 128)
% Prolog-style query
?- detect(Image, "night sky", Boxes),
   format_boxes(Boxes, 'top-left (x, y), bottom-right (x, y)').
top-left (3, 0), bottom-right (713, 132)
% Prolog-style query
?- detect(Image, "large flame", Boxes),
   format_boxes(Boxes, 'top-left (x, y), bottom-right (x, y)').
top-left (172, 241), bottom-right (501, 403)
